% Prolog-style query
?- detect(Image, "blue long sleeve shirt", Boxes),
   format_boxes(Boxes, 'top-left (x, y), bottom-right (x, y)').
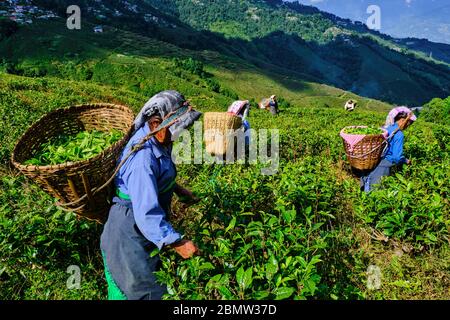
top-left (114, 123), bottom-right (181, 250)
top-left (383, 123), bottom-right (408, 165)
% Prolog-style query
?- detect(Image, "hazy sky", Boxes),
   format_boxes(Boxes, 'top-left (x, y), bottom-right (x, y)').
top-left (287, 0), bottom-right (450, 44)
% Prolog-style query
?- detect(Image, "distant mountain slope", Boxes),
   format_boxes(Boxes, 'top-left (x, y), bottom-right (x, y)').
top-left (395, 38), bottom-right (450, 66)
top-left (3, 0), bottom-right (450, 106)
top-left (0, 19), bottom-right (390, 114)
top-left (286, 0), bottom-right (450, 65)
top-left (143, 0), bottom-right (450, 105)
top-left (293, 0), bottom-right (450, 46)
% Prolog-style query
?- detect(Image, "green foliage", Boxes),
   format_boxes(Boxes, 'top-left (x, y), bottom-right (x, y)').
top-left (206, 78), bottom-right (221, 93)
top-left (277, 96), bottom-right (292, 110)
top-left (173, 58), bottom-right (207, 78)
top-left (343, 127), bottom-right (384, 135)
top-left (421, 97), bottom-right (450, 126)
top-left (357, 163), bottom-right (450, 248)
top-left (24, 130), bottom-right (123, 166)
top-left (155, 164), bottom-right (329, 299)
top-left (149, 0), bottom-right (335, 42)
top-left (0, 175), bottom-right (105, 299)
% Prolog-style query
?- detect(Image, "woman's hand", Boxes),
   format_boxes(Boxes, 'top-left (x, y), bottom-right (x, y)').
top-left (175, 184), bottom-right (200, 206)
top-left (170, 240), bottom-right (199, 259)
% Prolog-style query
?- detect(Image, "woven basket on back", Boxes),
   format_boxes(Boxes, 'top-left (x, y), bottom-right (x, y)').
top-left (204, 112), bottom-right (243, 156)
top-left (341, 127), bottom-right (387, 171)
top-left (11, 103), bottom-right (135, 223)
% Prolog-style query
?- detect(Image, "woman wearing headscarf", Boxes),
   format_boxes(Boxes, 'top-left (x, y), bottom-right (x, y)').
top-left (100, 90), bottom-right (202, 300)
top-left (269, 95), bottom-right (279, 115)
top-left (227, 100), bottom-right (251, 146)
top-left (361, 106), bottom-right (417, 192)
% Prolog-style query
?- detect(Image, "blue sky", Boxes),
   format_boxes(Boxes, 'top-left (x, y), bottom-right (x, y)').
top-left (287, 0), bottom-right (450, 44)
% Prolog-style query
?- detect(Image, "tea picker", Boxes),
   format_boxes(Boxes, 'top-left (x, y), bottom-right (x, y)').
top-left (100, 90), bottom-right (202, 300)
top-left (360, 107), bottom-right (416, 192)
top-left (227, 100), bottom-right (251, 145)
top-left (269, 95), bottom-right (279, 115)
top-left (258, 95), bottom-right (279, 115)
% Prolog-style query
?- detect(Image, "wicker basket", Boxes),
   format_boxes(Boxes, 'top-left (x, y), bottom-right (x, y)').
top-left (341, 127), bottom-right (387, 171)
top-left (11, 103), bottom-right (135, 223)
top-left (204, 112), bottom-right (243, 156)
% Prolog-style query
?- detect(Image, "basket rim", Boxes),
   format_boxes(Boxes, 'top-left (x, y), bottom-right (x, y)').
top-left (11, 103), bottom-right (135, 172)
top-left (340, 126), bottom-right (387, 137)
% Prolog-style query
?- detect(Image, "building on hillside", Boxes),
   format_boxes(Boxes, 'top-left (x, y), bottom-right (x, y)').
top-left (37, 13), bottom-right (58, 20)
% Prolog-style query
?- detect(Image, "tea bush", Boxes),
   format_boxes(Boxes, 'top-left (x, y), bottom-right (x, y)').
top-left (357, 160), bottom-right (450, 248)
top-left (0, 175), bottom-right (104, 299)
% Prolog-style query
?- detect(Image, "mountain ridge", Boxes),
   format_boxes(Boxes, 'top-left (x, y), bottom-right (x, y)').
top-left (1, 0), bottom-right (450, 106)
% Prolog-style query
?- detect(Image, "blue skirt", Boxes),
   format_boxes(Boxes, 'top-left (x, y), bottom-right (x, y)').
top-left (100, 199), bottom-right (167, 300)
top-left (360, 159), bottom-right (394, 192)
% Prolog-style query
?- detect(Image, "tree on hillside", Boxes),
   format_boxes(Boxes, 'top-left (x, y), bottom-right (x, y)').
top-left (0, 19), bottom-right (19, 42)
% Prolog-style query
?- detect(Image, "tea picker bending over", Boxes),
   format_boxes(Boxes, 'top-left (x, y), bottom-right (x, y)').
top-left (360, 107), bottom-right (417, 192)
top-left (269, 95), bottom-right (279, 116)
top-left (100, 90), bottom-right (202, 300)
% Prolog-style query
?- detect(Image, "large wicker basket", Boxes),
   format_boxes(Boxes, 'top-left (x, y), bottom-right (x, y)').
top-left (341, 126), bottom-right (387, 171)
top-left (11, 103), bottom-right (135, 223)
top-left (204, 112), bottom-right (243, 156)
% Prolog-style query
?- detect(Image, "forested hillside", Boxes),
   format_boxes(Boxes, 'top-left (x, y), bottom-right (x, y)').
top-left (1, 0), bottom-right (450, 105)
top-left (143, 0), bottom-right (450, 105)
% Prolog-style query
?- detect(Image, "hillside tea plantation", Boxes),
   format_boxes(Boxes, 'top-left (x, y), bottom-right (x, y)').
top-left (1, 3), bottom-right (450, 300)
top-left (0, 74), bottom-right (448, 300)
top-left (24, 130), bottom-right (124, 166)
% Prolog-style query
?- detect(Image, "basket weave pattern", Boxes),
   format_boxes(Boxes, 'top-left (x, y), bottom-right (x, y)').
top-left (204, 112), bottom-right (242, 156)
top-left (11, 104), bottom-right (135, 222)
top-left (342, 133), bottom-right (386, 171)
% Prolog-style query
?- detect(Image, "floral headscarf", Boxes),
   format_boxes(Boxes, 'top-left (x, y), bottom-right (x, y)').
top-left (384, 106), bottom-right (417, 128)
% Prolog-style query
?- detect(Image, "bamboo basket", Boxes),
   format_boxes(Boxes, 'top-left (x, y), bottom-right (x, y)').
top-left (341, 127), bottom-right (387, 171)
top-left (11, 103), bottom-right (135, 223)
top-left (204, 112), bottom-right (242, 156)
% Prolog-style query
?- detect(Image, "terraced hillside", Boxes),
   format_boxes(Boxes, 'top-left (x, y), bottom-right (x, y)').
top-left (0, 0), bottom-right (449, 300)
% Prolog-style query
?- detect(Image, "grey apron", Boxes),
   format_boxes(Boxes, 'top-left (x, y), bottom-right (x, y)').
top-left (100, 197), bottom-right (167, 300)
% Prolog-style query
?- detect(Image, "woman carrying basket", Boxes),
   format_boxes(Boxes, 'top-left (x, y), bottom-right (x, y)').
top-left (360, 107), bottom-right (417, 192)
top-left (100, 91), bottom-right (202, 300)
top-left (227, 100), bottom-right (251, 146)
